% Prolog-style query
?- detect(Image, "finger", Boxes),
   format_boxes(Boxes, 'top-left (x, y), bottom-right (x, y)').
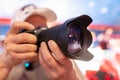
top-left (39, 51), bottom-right (55, 79)
top-left (40, 42), bottom-right (59, 67)
top-left (7, 43), bottom-right (37, 53)
top-left (48, 40), bottom-right (69, 65)
top-left (10, 52), bottom-right (37, 60)
top-left (38, 49), bottom-right (63, 80)
top-left (39, 49), bottom-right (51, 71)
top-left (11, 33), bottom-right (37, 44)
top-left (7, 22), bottom-right (34, 35)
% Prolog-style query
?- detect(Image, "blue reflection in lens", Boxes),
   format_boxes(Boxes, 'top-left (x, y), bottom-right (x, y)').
top-left (67, 23), bottom-right (82, 54)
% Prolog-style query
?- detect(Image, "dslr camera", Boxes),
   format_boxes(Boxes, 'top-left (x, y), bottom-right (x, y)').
top-left (21, 15), bottom-right (93, 61)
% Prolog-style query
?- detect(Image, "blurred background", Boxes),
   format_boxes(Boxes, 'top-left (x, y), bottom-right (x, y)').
top-left (0, 0), bottom-right (120, 80)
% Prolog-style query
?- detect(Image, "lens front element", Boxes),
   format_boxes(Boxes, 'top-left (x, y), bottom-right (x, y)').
top-left (67, 23), bottom-right (82, 54)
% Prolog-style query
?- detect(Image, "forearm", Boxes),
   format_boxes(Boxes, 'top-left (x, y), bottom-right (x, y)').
top-left (0, 65), bottom-right (11, 80)
top-left (0, 54), bottom-right (11, 80)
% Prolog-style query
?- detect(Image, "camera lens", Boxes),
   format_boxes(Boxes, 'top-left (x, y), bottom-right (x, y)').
top-left (67, 22), bottom-right (82, 54)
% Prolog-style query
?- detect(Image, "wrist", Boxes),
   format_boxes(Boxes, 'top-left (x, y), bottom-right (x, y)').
top-left (0, 52), bottom-right (13, 69)
top-left (0, 54), bottom-right (12, 80)
top-left (70, 69), bottom-right (80, 80)
top-left (0, 60), bottom-right (11, 71)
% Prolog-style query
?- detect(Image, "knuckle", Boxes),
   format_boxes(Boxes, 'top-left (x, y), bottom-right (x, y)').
top-left (25, 53), bottom-right (36, 59)
top-left (6, 44), bottom-right (12, 53)
top-left (12, 22), bottom-right (16, 26)
top-left (49, 74), bottom-right (58, 80)
top-left (21, 34), bottom-right (29, 41)
top-left (22, 55), bottom-right (31, 60)
top-left (46, 57), bottom-right (53, 63)
top-left (12, 22), bottom-right (19, 27)
top-left (23, 45), bottom-right (29, 52)
top-left (52, 71), bottom-right (65, 79)
top-left (4, 37), bottom-right (10, 44)
top-left (51, 69), bottom-right (66, 79)
top-left (58, 56), bottom-right (66, 61)
top-left (6, 46), bottom-right (11, 52)
top-left (9, 52), bottom-right (18, 59)
top-left (20, 33), bottom-right (36, 43)
top-left (58, 69), bottom-right (66, 77)
top-left (24, 44), bottom-right (37, 52)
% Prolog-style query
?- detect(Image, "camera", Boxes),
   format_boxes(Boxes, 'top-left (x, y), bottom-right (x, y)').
top-left (21, 15), bottom-right (93, 61)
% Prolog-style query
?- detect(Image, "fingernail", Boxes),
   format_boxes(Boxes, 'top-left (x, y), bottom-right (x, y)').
top-left (48, 40), bottom-right (54, 46)
top-left (29, 24), bottom-right (35, 30)
top-left (40, 42), bottom-right (45, 46)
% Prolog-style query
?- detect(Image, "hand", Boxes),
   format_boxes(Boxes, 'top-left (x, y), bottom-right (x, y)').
top-left (39, 40), bottom-right (79, 80)
top-left (1, 22), bottom-right (37, 68)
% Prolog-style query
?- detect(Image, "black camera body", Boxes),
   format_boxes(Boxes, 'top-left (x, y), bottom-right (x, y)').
top-left (22, 15), bottom-right (93, 61)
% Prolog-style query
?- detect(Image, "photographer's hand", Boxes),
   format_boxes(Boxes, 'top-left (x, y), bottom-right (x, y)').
top-left (38, 40), bottom-right (79, 80)
top-left (0, 22), bottom-right (37, 80)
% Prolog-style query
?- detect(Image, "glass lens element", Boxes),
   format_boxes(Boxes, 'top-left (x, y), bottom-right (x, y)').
top-left (67, 23), bottom-right (82, 54)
